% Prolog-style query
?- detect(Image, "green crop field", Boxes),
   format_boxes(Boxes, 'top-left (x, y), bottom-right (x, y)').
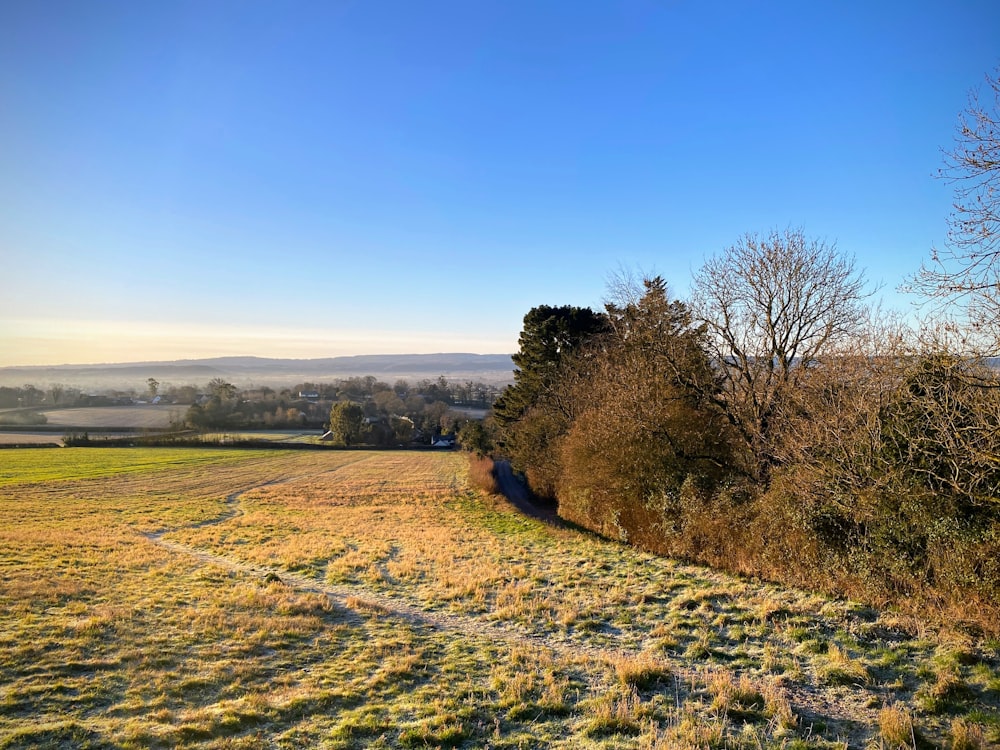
top-left (1, 448), bottom-right (997, 749)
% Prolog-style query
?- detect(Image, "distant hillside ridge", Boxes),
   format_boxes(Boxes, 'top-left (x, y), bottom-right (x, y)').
top-left (0, 353), bottom-right (515, 390)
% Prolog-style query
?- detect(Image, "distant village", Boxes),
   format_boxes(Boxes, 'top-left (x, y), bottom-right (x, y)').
top-left (0, 376), bottom-right (500, 448)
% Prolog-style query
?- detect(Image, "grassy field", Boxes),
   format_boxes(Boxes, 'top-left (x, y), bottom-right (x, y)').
top-left (39, 405), bottom-right (185, 429)
top-left (1, 449), bottom-right (997, 749)
top-left (198, 431), bottom-right (326, 444)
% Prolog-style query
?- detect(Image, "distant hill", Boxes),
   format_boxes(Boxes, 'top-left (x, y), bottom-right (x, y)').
top-left (0, 354), bottom-right (515, 391)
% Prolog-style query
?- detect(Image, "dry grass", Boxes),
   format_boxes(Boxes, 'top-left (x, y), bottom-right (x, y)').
top-left (467, 453), bottom-right (498, 493)
top-left (951, 718), bottom-right (988, 750)
top-left (1, 447), bottom-right (998, 748)
top-left (609, 650), bottom-right (672, 690)
top-left (820, 642), bottom-right (873, 686)
top-left (581, 684), bottom-right (648, 737)
top-left (706, 670), bottom-right (766, 719)
top-left (878, 703), bottom-right (917, 749)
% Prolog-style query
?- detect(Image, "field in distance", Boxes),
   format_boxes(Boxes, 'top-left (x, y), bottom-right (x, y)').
top-left (0, 405), bottom-right (188, 445)
top-left (1, 448), bottom-right (997, 749)
top-left (40, 404), bottom-right (186, 429)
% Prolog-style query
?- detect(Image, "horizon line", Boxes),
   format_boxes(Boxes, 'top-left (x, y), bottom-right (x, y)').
top-left (0, 352), bottom-right (517, 370)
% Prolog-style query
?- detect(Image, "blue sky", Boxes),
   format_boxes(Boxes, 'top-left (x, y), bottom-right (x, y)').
top-left (1, 1), bottom-right (998, 366)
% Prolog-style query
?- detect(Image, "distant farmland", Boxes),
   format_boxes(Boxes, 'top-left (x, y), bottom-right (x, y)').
top-left (39, 405), bottom-right (185, 429)
top-left (0, 432), bottom-right (63, 445)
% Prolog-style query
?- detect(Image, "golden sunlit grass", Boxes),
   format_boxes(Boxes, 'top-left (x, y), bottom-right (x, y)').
top-left (467, 453), bottom-right (498, 493)
top-left (1, 447), bottom-right (999, 748)
top-left (878, 703), bottom-right (917, 749)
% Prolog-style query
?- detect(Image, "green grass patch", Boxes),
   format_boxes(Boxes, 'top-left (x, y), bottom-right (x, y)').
top-left (0, 446), bottom-right (269, 487)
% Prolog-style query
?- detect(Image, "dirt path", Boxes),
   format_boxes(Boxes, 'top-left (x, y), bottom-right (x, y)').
top-left (149, 533), bottom-right (565, 653)
top-left (492, 460), bottom-right (562, 525)
top-left (143, 473), bottom-right (878, 746)
top-left (143, 466), bottom-right (571, 656)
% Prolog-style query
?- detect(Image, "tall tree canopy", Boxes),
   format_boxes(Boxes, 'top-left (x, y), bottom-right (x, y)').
top-left (329, 402), bottom-right (365, 447)
top-left (493, 304), bottom-right (608, 495)
top-left (494, 305), bottom-right (609, 426)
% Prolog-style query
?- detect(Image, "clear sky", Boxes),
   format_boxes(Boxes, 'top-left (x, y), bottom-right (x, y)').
top-left (1, 1), bottom-right (998, 366)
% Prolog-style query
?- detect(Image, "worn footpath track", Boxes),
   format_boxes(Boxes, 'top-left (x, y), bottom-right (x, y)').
top-left (143, 466), bottom-right (879, 744)
top-left (144, 466), bottom-right (591, 657)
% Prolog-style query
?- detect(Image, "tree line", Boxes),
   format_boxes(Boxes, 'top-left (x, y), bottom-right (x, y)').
top-left (183, 375), bottom-right (500, 446)
top-left (0, 375), bottom-right (501, 445)
top-left (493, 68), bottom-right (1000, 633)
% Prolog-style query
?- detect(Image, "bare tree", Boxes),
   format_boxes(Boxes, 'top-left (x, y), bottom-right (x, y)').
top-left (913, 66), bottom-right (1000, 341)
top-left (880, 324), bottom-right (1000, 506)
top-left (691, 228), bottom-right (871, 475)
top-left (207, 378), bottom-right (237, 401)
top-left (48, 384), bottom-right (65, 406)
top-left (775, 309), bottom-right (911, 497)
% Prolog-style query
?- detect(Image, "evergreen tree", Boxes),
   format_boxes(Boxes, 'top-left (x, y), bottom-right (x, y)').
top-left (492, 304), bottom-right (608, 495)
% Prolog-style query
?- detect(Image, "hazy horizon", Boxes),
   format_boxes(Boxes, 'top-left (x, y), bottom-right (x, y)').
top-left (0, 351), bottom-right (517, 393)
top-left (3, 2), bottom-right (998, 367)
top-left (0, 349), bottom-right (515, 371)
top-left (0, 318), bottom-right (516, 368)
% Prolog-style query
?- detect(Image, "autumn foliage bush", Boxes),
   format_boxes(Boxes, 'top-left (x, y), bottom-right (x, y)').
top-left (557, 344), bottom-right (1000, 634)
top-left (499, 75), bottom-right (1000, 632)
top-left (498, 264), bottom-right (1000, 634)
